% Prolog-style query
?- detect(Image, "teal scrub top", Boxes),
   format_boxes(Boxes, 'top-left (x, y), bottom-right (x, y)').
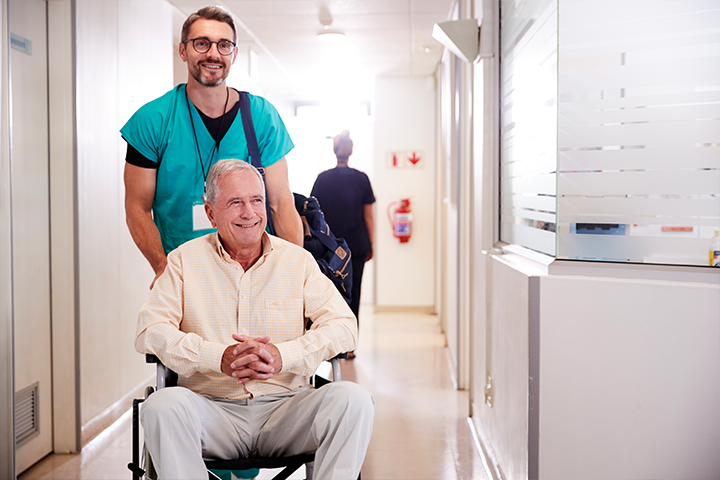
top-left (120, 84), bottom-right (294, 253)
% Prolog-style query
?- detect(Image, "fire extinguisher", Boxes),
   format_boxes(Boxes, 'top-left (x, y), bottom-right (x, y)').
top-left (387, 198), bottom-right (412, 243)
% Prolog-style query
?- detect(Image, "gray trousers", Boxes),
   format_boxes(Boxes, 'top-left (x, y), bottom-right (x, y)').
top-left (140, 382), bottom-right (375, 480)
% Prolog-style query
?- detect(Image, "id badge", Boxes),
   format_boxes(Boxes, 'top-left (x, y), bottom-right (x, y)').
top-left (192, 201), bottom-right (212, 231)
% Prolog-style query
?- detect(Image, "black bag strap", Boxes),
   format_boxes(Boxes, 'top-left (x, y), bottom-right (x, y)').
top-left (306, 222), bottom-right (341, 256)
top-left (238, 91), bottom-right (275, 235)
top-left (298, 198), bottom-right (345, 257)
top-left (305, 226), bottom-right (350, 273)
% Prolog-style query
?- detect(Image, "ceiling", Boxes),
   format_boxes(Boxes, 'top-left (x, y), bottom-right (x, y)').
top-left (169, 0), bottom-right (456, 103)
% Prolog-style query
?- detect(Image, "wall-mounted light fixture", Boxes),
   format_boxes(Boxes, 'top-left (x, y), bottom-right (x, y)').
top-left (432, 19), bottom-right (479, 63)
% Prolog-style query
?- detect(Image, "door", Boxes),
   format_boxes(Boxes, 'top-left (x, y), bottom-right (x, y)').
top-left (9, 0), bottom-right (53, 472)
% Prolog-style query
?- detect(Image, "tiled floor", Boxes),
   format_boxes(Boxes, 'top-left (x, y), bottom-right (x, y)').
top-left (19, 308), bottom-right (489, 480)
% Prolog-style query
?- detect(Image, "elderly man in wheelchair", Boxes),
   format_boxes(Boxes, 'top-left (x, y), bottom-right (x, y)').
top-left (133, 159), bottom-right (374, 480)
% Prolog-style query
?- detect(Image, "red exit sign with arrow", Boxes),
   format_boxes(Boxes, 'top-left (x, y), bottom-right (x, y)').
top-left (387, 150), bottom-right (424, 168)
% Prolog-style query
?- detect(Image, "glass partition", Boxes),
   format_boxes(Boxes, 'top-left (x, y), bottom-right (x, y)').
top-left (500, 0), bottom-right (558, 256)
top-left (499, 0), bottom-right (720, 267)
top-left (556, 0), bottom-right (720, 266)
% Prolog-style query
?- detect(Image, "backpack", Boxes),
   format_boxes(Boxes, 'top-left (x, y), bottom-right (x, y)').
top-left (293, 193), bottom-right (352, 303)
top-left (238, 92), bottom-right (353, 304)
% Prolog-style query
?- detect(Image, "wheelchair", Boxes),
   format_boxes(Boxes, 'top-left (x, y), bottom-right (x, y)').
top-left (127, 354), bottom-right (348, 480)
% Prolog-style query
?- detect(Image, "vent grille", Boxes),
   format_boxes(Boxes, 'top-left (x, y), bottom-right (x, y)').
top-left (16, 382), bottom-right (39, 446)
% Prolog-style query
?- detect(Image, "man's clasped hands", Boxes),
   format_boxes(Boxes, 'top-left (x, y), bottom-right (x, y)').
top-left (221, 335), bottom-right (283, 384)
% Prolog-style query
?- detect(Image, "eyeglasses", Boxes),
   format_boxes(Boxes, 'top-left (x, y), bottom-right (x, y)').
top-left (184, 37), bottom-right (236, 56)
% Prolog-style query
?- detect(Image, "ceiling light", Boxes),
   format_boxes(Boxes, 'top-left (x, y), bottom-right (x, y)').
top-left (317, 32), bottom-right (346, 42)
top-left (316, 5), bottom-right (344, 41)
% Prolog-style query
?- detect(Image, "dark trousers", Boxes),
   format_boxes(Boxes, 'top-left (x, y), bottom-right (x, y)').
top-left (349, 256), bottom-right (366, 323)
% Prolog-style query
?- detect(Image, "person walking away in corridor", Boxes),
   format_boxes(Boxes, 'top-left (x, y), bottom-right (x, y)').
top-left (311, 130), bottom-right (375, 359)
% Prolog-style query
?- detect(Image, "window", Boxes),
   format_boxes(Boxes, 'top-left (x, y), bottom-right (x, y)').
top-left (499, 0), bottom-right (720, 267)
top-left (500, 0), bottom-right (558, 256)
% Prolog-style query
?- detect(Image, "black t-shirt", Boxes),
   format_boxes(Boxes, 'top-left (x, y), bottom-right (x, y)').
top-left (124, 100), bottom-right (240, 168)
top-left (311, 167), bottom-right (375, 257)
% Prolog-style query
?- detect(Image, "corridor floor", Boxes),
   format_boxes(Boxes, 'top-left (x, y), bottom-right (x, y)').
top-left (19, 308), bottom-right (489, 480)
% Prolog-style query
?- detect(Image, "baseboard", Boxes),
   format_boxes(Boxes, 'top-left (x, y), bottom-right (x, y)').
top-left (372, 305), bottom-right (435, 314)
top-left (467, 415), bottom-right (505, 480)
top-left (80, 374), bottom-right (153, 447)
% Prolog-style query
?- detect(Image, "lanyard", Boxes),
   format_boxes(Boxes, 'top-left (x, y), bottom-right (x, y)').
top-left (186, 86), bottom-right (230, 195)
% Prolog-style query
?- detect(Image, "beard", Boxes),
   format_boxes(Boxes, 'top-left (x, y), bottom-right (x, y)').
top-left (189, 61), bottom-right (228, 87)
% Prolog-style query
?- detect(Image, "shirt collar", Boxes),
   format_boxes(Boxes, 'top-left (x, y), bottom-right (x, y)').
top-left (211, 231), bottom-right (274, 266)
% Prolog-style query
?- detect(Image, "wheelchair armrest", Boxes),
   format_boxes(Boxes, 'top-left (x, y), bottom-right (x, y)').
top-left (147, 354), bottom-right (339, 388)
top-left (145, 354), bottom-right (160, 363)
top-left (145, 354), bottom-right (178, 388)
top-left (330, 357), bottom-right (341, 382)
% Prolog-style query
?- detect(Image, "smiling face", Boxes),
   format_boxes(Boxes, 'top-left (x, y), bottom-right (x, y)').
top-left (179, 18), bottom-right (237, 88)
top-left (205, 169), bottom-right (267, 258)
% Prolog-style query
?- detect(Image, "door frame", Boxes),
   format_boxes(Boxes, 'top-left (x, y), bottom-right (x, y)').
top-left (48, 0), bottom-right (79, 454)
top-left (1, 0), bottom-right (17, 475)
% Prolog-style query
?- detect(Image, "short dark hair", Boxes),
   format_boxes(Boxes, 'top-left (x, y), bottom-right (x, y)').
top-left (333, 130), bottom-right (353, 158)
top-left (181, 6), bottom-right (237, 43)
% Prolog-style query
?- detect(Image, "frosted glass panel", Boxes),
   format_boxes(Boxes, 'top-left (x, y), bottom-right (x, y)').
top-left (557, 0), bottom-right (720, 266)
top-left (500, 0), bottom-right (558, 256)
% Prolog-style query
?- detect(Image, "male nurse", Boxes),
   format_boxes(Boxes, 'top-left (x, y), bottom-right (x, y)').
top-left (121, 5), bottom-right (302, 288)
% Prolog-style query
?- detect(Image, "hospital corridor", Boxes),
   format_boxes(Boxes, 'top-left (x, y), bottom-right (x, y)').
top-left (2, 1), bottom-right (719, 480)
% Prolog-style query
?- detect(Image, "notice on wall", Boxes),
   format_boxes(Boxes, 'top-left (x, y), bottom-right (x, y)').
top-left (10, 33), bottom-right (32, 55)
top-left (387, 151), bottom-right (424, 169)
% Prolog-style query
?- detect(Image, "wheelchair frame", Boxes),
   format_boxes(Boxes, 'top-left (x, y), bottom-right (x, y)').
top-left (127, 354), bottom-right (343, 480)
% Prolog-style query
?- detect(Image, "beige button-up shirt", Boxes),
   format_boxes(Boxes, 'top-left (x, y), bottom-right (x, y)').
top-left (135, 232), bottom-right (357, 400)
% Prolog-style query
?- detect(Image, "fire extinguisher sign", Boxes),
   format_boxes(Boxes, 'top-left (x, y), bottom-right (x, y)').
top-left (395, 213), bottom-right (411, 235)
top-left (387, 150), bottom-right (424, 168)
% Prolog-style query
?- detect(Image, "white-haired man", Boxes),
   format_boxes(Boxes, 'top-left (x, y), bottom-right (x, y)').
top-left (135, 159), bottom-right (374, 480)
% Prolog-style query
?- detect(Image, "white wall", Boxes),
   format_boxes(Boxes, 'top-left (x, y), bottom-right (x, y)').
top-left (374, 76), bottom-right (436, 308)
top-left (438, 52), bottom-right (461, 377)
top-left (472, 253), bottom-right (533, 480)
top-left (471, 251), bottom-right (720, 480)
top-left (75, 0), bottom-right (173, 429)
top-left (539, 274), bottom-right (720, 480)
